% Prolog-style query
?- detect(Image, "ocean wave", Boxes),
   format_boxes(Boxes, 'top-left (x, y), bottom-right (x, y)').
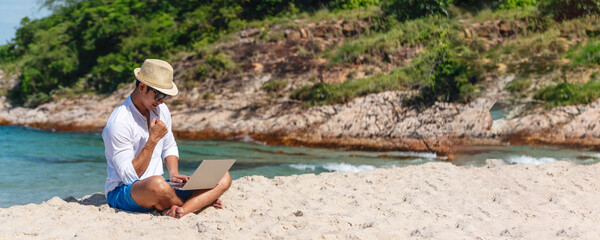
top-left (289, 162), bottom-right (376, 173)
top-left (507, 155), bottom-right (557, 165)
top-left (409, 158), bottom-right (428, 164)
top-left (289, 164), bottom-right (317, 171)
top-left (229, 135), bottom-right (266, 145)
top-left (388, 151), bottom-right (437, 159)
top-left (323, 163), bottom-right (376, 172)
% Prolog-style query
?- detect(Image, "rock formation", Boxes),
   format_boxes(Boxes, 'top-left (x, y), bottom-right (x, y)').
top-left (1, 18), bottom-right (599, 158)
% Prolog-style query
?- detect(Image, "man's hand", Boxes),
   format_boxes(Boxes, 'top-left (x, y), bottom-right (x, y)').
top-left (149, 118), bottom-right (168, 144)
top-left (170, 174), bottom-right (190, 183)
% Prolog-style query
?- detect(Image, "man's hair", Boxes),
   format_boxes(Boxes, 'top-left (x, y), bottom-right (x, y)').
top-left (135, 80), bottom-right (150, 93)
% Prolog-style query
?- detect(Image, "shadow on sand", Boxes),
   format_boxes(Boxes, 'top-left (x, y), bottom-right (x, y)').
top-left (63, 193), bottom-right (107, 207)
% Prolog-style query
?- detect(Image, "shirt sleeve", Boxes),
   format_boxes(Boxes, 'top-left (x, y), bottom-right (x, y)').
top-left (161, 108), bottom-right (179, 160)
top-left (103, 121), bottom-right (140, 184)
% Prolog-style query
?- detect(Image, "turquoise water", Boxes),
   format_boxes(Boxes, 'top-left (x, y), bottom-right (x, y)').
top-left (2, 125), bottom-right (600, 208)
top-left (452, 145), bottom-right (600, 166)
top-left (0, 126), bottom-right (438, 207)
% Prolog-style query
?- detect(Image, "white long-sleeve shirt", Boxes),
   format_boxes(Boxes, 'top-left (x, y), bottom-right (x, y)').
top-left (102, 96), bottom-right (179, 196)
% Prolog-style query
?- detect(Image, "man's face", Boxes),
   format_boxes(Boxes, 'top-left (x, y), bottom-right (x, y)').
top-left (140, 83), bottom-right (166, 111)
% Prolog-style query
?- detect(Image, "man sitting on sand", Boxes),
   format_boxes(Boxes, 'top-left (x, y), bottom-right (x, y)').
top-left (102, 59), bottom-right (232, 218)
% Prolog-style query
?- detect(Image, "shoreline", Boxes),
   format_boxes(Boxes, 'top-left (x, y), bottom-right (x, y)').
top-left (2, 121), bottom-right (600, 160)
top-left (2, 161), bottom-right (600, 239)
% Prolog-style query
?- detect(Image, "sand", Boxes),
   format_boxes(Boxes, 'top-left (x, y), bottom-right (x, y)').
top-left (2, 160), bottom-right (600, 239)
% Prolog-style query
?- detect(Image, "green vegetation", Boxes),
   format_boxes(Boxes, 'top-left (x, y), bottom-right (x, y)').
top-left (0, 0), bottom-right (383, 106)
top-left (539, 0), bottom-right (600, 21)
top-left (568, 39), bottom-right (600, 67)
top-left (385, 0), bottom-right (536, 21)
top-left (293, 0), bottom-right (600, 108)
top-left (534, 77), bottom-right (600, 107)
top-left (202, 91), bottom-right (215, 100)
top-left (297, 3), bottom-right (482, 107)
top-left (405, 42), bottom-right (482, 105)
top-left (263, 79), bottom-right (289, 93)
top-left (492, 29), bottom-right (563, 75)
top-left (325, 16), bottom-right (459, 65)
top-left (192, 51), bottom-right (238, 81)
top-left (293, 41), bottom-right (482, 106)
top-left (533, 38), bottom-right (600, 107)
top-left (498, 0), bottom-right (538, 9)
top-left (291, 68), bottom-right (409, 106)
top-left (2, 0), bottom-right (600, 108)
top-left (384, 0), bottom-right (454, 21)
top-left (507, 78), bottom-right (532, 93)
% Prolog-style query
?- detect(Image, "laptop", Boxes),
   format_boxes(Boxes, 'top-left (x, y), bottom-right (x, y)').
top-left (168, 159), bottom-right (235, 190)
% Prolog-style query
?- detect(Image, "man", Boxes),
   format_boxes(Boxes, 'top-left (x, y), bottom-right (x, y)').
top-left (102, 59), bottom-right (232, 218)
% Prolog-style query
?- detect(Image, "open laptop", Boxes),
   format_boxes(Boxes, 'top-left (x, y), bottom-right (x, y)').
top-left (168, 159), bottom-right (235, 190)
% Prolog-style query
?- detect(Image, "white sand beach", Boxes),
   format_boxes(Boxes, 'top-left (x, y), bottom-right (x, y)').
top-left (2, 160), bottom-right (600, 239)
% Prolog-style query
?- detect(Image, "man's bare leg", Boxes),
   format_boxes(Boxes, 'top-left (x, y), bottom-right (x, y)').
top-left (130, 176), bottom-right (184, 212)
top-left (174, 172), bottom-right (232, 218)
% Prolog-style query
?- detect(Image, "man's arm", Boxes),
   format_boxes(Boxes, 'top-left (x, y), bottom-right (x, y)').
top-left (131, 118), bottom-right (168, 177)
top-left (164, 155), bottom-right (189, 183)
top-left (160, 106), bottom-right (186, 182)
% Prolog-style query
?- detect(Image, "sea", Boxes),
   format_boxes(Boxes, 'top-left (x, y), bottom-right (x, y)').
top-left (1, 125), bottom-right (600, 208)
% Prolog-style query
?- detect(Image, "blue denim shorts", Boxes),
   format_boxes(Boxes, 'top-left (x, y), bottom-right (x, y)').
top-left (107, 180), bottom-right (194, 213)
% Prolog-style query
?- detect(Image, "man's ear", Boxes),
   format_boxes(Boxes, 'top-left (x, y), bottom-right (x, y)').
top-left (138, 82), bottom-right (146, 92)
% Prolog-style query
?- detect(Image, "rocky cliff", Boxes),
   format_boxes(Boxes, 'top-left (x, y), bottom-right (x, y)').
top-left (1, 18), bottom-right (599, 158)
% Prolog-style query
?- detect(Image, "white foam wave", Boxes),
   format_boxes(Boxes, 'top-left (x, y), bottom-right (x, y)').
top-left (289, 163), bottom-right (376, 173)
top-left (507, 155), bottom-right (557, 165)
top-left (228, 135), bottom-right (266, 145)
top-left (289, 164), bottom-right (317, 171)
top-left (389, 151), bottom-right (437, 159)
top-left (322, 163), bottom-right (376, 172)
top-left (409, 158), bottom-right (427, 164)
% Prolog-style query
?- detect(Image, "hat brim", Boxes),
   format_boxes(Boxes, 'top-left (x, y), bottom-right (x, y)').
top-left (134, 68), bottom-right (178, 96)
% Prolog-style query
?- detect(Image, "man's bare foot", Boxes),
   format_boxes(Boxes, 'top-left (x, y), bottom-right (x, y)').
top-left (163, 205), bottom-right (186, 218)
top-left (175, 207), bottom-right (185, 218)
top-left (212, 199), bottom-right (223, 209)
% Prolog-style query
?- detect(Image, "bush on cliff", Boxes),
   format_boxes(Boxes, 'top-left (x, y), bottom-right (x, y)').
top-left (535, 38), bottom-right (600, 107)
top-left (534, 77), bottom-right (600, 107)
top-left (327, 16), bottom-right (458, 65)
top-left (290, 68), bottom-right (409, 106)
top-left (383, 0), bottom-right (537, 20)
top-left (498, 0), bottom-right (538, 9)
top-left (404, 42), bottom-right (481, 106)
top-left (568, 39), bottom-right (600, 67)
top-left (292, 41), bottom-right (481, 107)
top-left (238, 0), bottom-right (380, 19)
top-left (539, 0), bottom-right (600, 21)
top-left (384, 0), bottom-right (454, 20)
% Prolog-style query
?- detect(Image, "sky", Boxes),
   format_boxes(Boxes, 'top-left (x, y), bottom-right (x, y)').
top-left (0, 0), bottom-right (51, 45)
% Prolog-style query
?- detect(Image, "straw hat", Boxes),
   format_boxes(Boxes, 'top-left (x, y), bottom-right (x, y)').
top-left (134, 59), bottom-right (178, 96)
